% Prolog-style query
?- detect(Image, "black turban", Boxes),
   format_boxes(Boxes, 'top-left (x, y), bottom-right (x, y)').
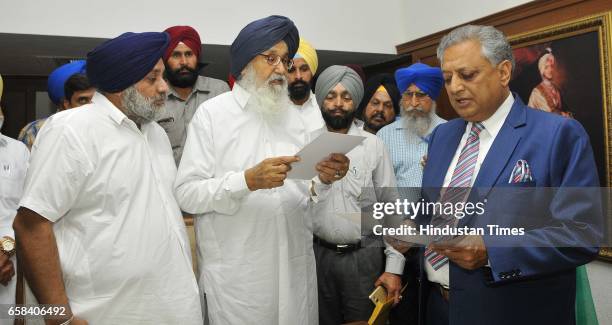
top-left (230, 15), bottom-right (299, 78)
top-left (87, 32), bottom-right (170, 93)
top-left (357, 73), bottom-right (400, 119)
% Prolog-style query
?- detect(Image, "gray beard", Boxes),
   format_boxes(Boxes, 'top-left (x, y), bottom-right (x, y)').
top-left (401, 107), bottom-right (432, 137)
top-left (121, 86), bottom-right (167, 125)
top-left (238, 65), bottom-right (290, 124)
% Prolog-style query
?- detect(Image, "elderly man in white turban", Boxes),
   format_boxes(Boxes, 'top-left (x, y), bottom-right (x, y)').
top-left (528, 48), bottom-right (571, 117)
top-left (311, 65), bottom-right (404, 325)
top-left (0, 75), bottom-right (29, 325)
top-left (174, 16), bottom-right (350, 325)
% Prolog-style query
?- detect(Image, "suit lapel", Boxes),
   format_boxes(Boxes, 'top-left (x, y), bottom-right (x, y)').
top-left (428, 120), bottom-right (466, 190)
top-left (473, 97), bottom-right (527, 194)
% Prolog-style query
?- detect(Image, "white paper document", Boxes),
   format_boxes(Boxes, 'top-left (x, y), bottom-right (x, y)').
top-left (287, 132), bottom-right (365, 180)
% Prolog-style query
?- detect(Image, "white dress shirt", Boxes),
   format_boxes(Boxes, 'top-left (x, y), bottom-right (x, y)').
top-left (19, 92), bottom-right (202, 324)
top-left (0, 134), bottom-right (28, 312)
top-left (311, 121), bottom-right (406, 274)
top-left (174, 83), bottom-right (324, 325)
top-left (426, 93), bottom-right (514, 287)
top-left (289, 91), bottom-right (326, 135)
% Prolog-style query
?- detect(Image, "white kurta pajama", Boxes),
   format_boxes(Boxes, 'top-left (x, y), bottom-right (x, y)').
top-left (19, 93), bottom-right (202, 324)
top-left (0, 134), bottom-right (29, 325)
top-left (175, 83), bottom-right (323, 325)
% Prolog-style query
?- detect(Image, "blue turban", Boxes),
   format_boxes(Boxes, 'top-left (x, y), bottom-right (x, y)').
top-left (87, 32), bottom-right (169, 93)
top-left (47, 60), bottom-right (87, 105)
top-left (395, 63), bottom-right (444, 100)
top-left (230, 15), bottom-right (299, 78)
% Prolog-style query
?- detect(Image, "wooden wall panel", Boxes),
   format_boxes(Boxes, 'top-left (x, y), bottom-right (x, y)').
top-left (395, 0), bottom-right (612, 120)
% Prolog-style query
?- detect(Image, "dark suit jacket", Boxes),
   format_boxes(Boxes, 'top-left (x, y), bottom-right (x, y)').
top-left (417, 95), bottom-right (602, 325)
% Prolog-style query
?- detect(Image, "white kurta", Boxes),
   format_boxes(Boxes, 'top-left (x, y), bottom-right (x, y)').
top-left (0, 134), bottom-right (28, 321)
top-left (289, 92), bottom-right (325, 135)
top-left (19, 93), bottom-right (202, 324)
top-left (175, 83), bottom-right (322, 325)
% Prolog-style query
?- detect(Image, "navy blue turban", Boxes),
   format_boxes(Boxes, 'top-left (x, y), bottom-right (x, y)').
top-left (395, 63), bottom-right (444, 100)
top-left (230, 15), bottom-right (299, 78)
top-left (47, 60), bottom-right (87, 105)
top-left (87, 32), bottom-right (170, 93)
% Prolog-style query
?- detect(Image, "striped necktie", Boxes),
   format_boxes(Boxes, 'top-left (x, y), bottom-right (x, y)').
top-left (425, 122), bottom-right (485, 270)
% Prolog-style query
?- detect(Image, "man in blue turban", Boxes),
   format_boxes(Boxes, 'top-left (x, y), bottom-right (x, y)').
top-left (230, 15), bottom-right (299, 79)
top-left (378, 62), bottom-right (446, 185)
top-left (395, 62), bottom-right (444, 100)
top-left (377, 61), bottom-right (447, 325)
top-left (14, 31), bottom-right (203, 324)
top-left (47, 60), bottom-right (90, 107)
top-left (17, 61), bottom-right (95, 150)
top-left (175, 16), bottom-right (350, 325)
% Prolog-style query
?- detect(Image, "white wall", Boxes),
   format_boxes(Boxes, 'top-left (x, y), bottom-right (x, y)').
top-left (1, 0), bottom-right (532, 54)
top-left (0, 0), bottom-right (406, 53)
top-left (399, 0), bottom-right (533, 44)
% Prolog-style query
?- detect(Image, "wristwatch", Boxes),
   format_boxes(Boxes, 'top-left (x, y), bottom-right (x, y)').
top-left (0, 236), bottom-right (16, 256)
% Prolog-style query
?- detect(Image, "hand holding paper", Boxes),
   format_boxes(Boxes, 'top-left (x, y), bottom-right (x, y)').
top-left (287, 132), bottom-right (364, 181)
top-left (316, 153), bottom-right (350, 184)
top-left (245, 156), bottom-right (300, 191)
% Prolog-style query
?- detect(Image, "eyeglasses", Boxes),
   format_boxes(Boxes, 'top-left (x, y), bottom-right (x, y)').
top-left (402, 91), bottom-right (429, 101)
top-left (258, 53), bottom-right (294, 70)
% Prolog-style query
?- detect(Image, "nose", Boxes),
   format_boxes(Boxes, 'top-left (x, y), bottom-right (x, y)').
top-left (295, 68), bottom-right (303, 80)
top-left (333, 96), bottom-right (344, 108)
top-left (447, 75), bottom-right (464, 95)
top-left (178, 54), bottom-right (187, 66)
top-left (274, 62), bottom-right (287, 75)
top-left (159, 77), bottom-right (169, 94)
top-left (410, 94), bottom-right (419, 107)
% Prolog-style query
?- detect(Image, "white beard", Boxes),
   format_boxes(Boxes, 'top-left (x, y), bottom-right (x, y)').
top-left (238, 65), bottom-right (290, 124)
top-left (401, 103), bottom-right (435, 137)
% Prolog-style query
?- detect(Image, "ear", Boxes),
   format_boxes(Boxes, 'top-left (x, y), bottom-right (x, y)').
top-left (61, 99), bottom-right (71, 110)
top-left (498, 60), bottom-right (513, 87)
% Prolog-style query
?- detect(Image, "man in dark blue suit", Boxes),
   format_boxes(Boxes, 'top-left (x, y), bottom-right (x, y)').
top-left (419, 25), bottom-right (602, 325)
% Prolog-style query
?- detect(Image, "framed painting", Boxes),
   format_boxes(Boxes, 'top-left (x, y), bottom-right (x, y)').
top-left (508, 12), bottom-right (612, 260)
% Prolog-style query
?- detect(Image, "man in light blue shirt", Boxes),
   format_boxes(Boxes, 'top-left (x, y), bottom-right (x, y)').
top-left (376, 62), bottom-right (446, 325)
top-left (378, 63), bottom-right (446, 188)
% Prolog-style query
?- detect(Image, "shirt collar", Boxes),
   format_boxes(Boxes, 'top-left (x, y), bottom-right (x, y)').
top-left (232, 82), bottom-right (251, 110)
top-left (477, 92), bottom-right (514, 139)
top-left (292, 92), bottom-right (315, 110)
top-left (93, 92), bottom-right (128, 125)
top-left (348, 119), bottom-right (365, 136)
